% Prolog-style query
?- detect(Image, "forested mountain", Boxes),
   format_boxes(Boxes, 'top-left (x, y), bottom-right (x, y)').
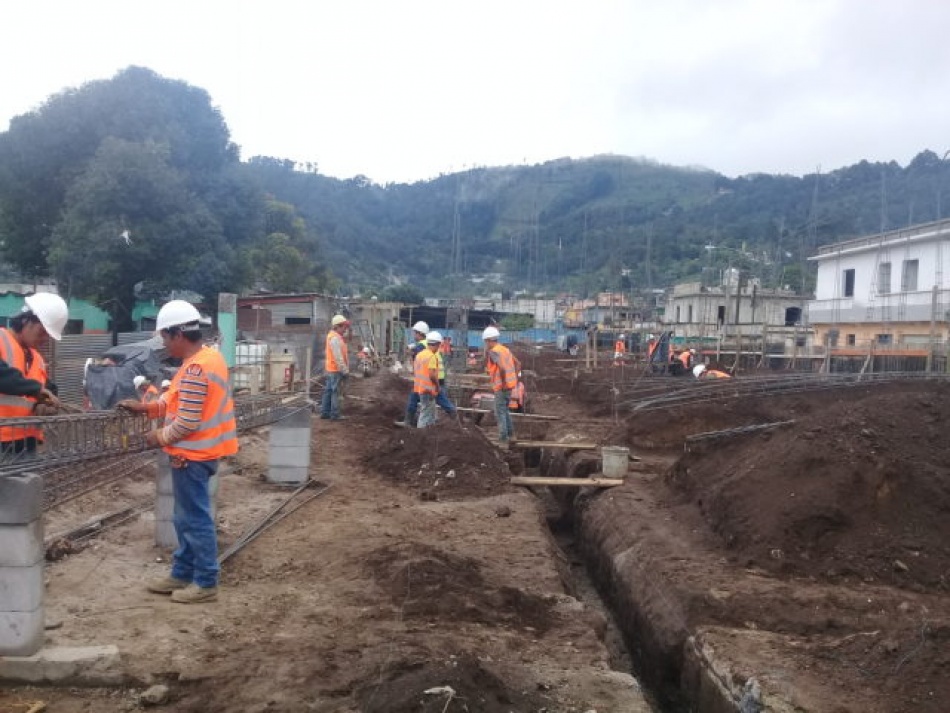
top-left (1, 66), bottom-right (947, 317)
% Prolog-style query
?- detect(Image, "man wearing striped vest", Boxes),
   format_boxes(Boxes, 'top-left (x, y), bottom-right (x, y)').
top-left (119, 300), bottom-right (238, 604)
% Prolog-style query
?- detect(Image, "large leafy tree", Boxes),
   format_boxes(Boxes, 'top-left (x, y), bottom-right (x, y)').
top-left (0, 66), bottom-right (258, 326)
top-left (248, 199), bottom-right (336, 293)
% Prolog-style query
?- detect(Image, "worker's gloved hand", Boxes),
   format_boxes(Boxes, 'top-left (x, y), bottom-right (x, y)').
top-left (116, 399), bottom-right (146, 413)
top-left (37, 388), bottom-right (62, 409)
top-left (32, 403), bottom-right (58, 416)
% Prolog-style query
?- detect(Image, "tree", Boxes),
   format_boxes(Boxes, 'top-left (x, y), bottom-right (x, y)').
top-left (380, 284), bottom-right (424, 304)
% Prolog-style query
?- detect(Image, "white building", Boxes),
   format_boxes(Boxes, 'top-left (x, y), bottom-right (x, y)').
top-left (807, 218), bottom-right (950, 353)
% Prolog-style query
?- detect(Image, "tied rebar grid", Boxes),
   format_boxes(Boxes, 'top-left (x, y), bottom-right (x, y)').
top-left (0, 392), bottom-right (307, 476)
top-left (626, 371), bottom-right (950, 412)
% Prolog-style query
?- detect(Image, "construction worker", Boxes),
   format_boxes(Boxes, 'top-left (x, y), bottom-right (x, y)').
top-left (509, 379), bottom-right (527, 414)
top-left (134, 375), bottom-right (160, 403)
top-left (0, 293), bottom-right (68, 455)
top-left (414, 331), bottom-right (443, 428)
top-left (394, 320), bottom-right (429, 427)
top-left (320, 314), bottom-right (350, 420)
top-left (613, 334), bottom-right (626, 366)
top-left (161, 379), bottom-right (172, 394)
top-left (117, 299), bottom-right (238, 604)
top-left (693, 364), bottom-right (732, 380)
top-left (482, 326), bottom-right (519, 448)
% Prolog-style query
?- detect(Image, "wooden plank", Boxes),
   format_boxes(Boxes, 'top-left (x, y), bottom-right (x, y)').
top-left (510, 476), bottom-right (625, 488)
top-left (510, 440), bottom-right (598, 450)
top-left (456, 407), bottom-right (562, 421)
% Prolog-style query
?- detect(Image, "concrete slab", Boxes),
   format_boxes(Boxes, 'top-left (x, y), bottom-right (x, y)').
top-left (0, 644), bottom-right (123, 685)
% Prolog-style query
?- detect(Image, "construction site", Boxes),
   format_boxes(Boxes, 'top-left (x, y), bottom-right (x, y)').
top-left (0, 326), bottom-right (947, 713)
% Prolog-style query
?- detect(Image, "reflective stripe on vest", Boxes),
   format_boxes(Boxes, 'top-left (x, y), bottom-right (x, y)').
top-left (436, 352), bottom-right (446, 380)
top-left (163, 347), bottom-right (239, 460)
top-left (413, 349), bottom-right (438, 395)
top-left (0, 328), bottom-right (45, 442)
top-left (486, 344), bottom-right (517, 392)
top-left (326, 330), bottom-right (348, 372)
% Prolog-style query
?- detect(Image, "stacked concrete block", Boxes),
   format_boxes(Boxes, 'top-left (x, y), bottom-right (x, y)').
top-left (154, 453), bottom-right (219, 549)
top-left (0, 472), bottom-right (45, 656)
top-left (267, 407), bottom-right (311, 485)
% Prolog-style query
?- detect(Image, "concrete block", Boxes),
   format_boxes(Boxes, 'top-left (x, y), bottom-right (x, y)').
top-left (0, 644), bottom-right (122, 685)
top-left (155, 495), bottom-right (175, 521)
top-left (0, 564), bottom-right (44, 612)
top-left (275, 406), bottom-right (311, 429)
top-left (0, 473), bottom-right (42, 524)
top-left (267, 464), bottom-right (308, 485)
top-left (268, 444), bottom-right (311, 468)
top-left (0, 607), bottom-right (44, 657)
top-left (269, 427), bottom-right (311, 448)
top-left (155, 520), bottom-right (177, 549)
top-left (0, 521), bottom-right (43, 566)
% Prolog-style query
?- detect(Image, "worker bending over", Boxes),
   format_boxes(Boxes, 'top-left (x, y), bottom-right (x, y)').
top-left (482, 326), bottom-right (520, 449)
top-left (693, 364), bottom-right (732, 379)
top-left (134, 375), bottom-right (160, 403)
top-left (613, 334), bottom-right (626, 366)
top-left (118, 300), bottom-right (238, 604)
top-left (0, 293), bottom-right (68, 455)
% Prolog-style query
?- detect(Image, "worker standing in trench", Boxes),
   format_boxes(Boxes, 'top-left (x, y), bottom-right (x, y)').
top-left (414, 331), bottom-right (444, 428)
top-left (118, 300), bottom-right (238, 604)
top-left (0, 293), bottom-right (68, 456)
top-left (482, 326), bottom-right (520, 449)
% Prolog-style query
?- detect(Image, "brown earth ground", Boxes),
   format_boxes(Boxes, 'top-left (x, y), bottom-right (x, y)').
top-left (4, 350), bottom-right (950, 712)
top-left (0, 368), bottom-right (649, 712)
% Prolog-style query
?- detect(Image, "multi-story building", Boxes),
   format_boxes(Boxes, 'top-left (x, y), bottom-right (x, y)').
top-left (807, 218), bottom-right (950, 355)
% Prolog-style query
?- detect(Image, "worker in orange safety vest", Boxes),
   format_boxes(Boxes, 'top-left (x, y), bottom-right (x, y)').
top-left (483, 326), bottom-right (519, 448)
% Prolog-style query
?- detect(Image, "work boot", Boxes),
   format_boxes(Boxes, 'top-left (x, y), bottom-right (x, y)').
top-left (170, 584), bottom-right (218, 604)
top-left (146, 575), bottom-right (190, 594)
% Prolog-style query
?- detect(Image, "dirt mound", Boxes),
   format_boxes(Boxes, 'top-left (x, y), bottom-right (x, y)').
top-left (364, 542), bottom-right (557, 633)
top-left (667, 381), bottom-right (950, 590)
top-left (356, 654), bottom-right (552, 713)
top-left (362, 423), bottom-right (516, 500)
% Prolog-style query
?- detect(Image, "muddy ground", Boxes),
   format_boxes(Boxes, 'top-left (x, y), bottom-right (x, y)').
top-left (1, 366), bottom-right (648, 712)
top-left (4, 349), bottom-right (949, 712)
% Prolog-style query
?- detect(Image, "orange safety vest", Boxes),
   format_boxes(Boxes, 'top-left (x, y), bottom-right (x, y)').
top-left (705, 369), bottom-right (732, 379)
top-left (413, 349), bottom-right (439, 395)
top-left (678, 351), bottom-right (691, 369)
top-left (614, 340), bottom-right (625, 354)
top-left (325, 330), bottom-right (348, 373)
top-left (0, 327), bottom-right (46, 442)
top-left (163, 346), bottom-right (238, 461)
top-left (486, 343), bottom-right (517, 393)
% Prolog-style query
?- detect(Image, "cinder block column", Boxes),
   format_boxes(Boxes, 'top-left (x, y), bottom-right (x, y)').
top-left (154, 453), bottom-right (219, 549)
top-left (0, 473), bottom-right (45, 656)
top-left (267, 407), bottom-right (311, 485)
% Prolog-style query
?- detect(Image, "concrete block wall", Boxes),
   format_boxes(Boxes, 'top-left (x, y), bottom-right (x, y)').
top-left (0, 473), bottom-right (45, 656)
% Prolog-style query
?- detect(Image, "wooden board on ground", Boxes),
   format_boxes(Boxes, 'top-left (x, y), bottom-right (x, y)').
top-left (510, 440), bottom-right (598, 450)
top-left (456, 407), bottom-right (562, 421)
top-left (510, 476), bottom-right (625, 488)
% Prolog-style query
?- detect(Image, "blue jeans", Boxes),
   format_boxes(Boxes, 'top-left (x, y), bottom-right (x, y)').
top-left (321, 372), bottom-right (344, 418)
top-left (404, 391), bottom-right (420, 424)
top-left (417, 393), bottom-right (437, 428)
top-left (170, 459), bottom-right (219, 588)
top-left (494, 389), bottom-right (513, 442)
top-left (436, 381), bottom-right (456, 416)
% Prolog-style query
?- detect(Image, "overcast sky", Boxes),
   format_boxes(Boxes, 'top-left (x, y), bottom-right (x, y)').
top-left (4, 0), bottom-right (949, 184)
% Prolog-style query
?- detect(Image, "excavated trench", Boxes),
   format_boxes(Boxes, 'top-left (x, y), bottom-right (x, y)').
top-left (525, 442), bottom-right (725, 713)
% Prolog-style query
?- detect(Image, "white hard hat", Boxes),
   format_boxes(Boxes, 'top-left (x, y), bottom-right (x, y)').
top-left (361, 346), bottom-right (371, 354)
top-left (426, 331), bottom-right (443, 343)
top-left (24, 293), bottom-right (68, 341)
top-left (618, 334), bottom-right (626, 340)
top-left (412, 321), bottom-right (429, 334)
top-left (331, 314), bottom-right (349, 326)
top-left (156, 300), bottom-right (203, 332)
top-left (482, 326), bottom-right (501, 340)
top-left (133, 375), bottom-right (148, 388)
top-left (693, 364), bottom-right (707, 378)
top-left (648, 334), bottom-right (655, 340)
top-left (689, 348), bottom-right (697, 354)
top-left (161, 379), bottom-right (171, 389)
